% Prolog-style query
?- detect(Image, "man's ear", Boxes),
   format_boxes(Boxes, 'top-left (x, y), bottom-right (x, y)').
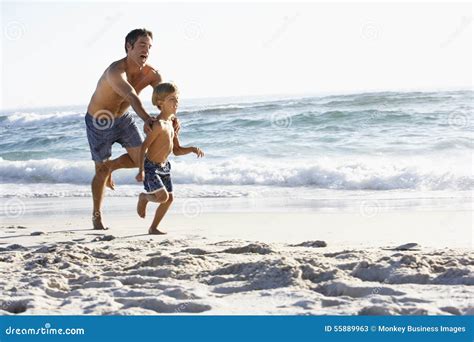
top-left (126, 42), bottom-right (133, 53)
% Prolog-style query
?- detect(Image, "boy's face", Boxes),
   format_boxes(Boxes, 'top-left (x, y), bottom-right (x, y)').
top-left (160, 92), bottom-right (179, 114)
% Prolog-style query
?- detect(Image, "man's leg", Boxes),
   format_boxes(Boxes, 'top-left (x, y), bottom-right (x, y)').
top-left (149, 193), bottom-right (174, 235)
top-left (104, 146), bottom-right (141, 189)
top-left (91, 161), bottom-right (110, 230)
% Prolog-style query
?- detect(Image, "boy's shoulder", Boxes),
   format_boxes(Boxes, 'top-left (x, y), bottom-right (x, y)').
top-left (151, 117), bottom-right (174, 132)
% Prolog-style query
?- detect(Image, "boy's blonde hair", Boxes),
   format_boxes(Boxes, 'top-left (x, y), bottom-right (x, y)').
top-left (152, 82), bottom-right (178, 109)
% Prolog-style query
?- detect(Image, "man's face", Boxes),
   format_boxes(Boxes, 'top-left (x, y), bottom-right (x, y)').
top-left (127, 35), bottom-right (152, 67)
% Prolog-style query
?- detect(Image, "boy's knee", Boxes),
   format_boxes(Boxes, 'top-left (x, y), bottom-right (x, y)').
top-left (167, 193), bottom-right (174, 203)
top-left (154, 190), bottom-right (169, 203)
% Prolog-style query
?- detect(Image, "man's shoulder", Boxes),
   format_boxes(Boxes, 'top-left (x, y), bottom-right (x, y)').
top-left (107, 58), bottom-right (126, 74)
top-left (144, 64), bottom-right (159, 74)
top-left (144, 65), bottom-right (161, 85)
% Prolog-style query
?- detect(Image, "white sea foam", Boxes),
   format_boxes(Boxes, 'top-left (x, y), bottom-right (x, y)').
top-left (0, 155), bottom-right (471, 191)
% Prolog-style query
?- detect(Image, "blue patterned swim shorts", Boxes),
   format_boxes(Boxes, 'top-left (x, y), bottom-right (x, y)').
top-left (85, 112), bottom-right (143, 162)
top-left (143, 158), bottom-right (173, 194)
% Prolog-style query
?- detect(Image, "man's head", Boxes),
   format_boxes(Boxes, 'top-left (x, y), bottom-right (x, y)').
top-left (125, 28), bottom-right (153, 67)
top-left (152, 83), bottom-right (179, 114)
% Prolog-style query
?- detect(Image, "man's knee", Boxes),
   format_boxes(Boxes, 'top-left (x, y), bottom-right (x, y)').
top-left (95, 162), bottom-right (110, 175)
top-left (167, 193), bottom-right (174, 204)
top-left (126, 147), bottom-right (141, 166)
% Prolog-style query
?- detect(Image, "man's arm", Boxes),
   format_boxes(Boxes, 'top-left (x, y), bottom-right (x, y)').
top-left (106, 65), bottom-right (151, 123)
top-left (172, 135), bottom-right (204, 157)
top-left (136, 124), bottom-right (162, 182)
top-left (149, 68), bottom-right (162, 87)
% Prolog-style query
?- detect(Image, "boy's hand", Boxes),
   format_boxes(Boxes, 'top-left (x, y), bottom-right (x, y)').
top-left (144, 117), bottom-right (157, 135)
top-left (192, 147), bottom-right (204, 158)
top-left (136, 170), bottom-right (144, 182)
top-left (172, 117), bottom-right (181, 135)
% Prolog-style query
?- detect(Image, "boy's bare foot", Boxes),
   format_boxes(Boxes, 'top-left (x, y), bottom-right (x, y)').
top-left (148, 228), bottom-right (167, 235)
top-left (137, 193), bottom-right (148, 218)
top-left (92, 214), bottom-right (109, 230)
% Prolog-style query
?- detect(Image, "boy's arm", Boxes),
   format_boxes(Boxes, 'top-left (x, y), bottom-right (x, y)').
top-left (136, 124), bottom-right (162, 182)
top-left (173, 135), bottom-right (204, 157)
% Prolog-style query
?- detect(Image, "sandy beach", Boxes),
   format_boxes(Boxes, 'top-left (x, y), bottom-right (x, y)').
top-left (1, 197), bottom-right (472, 315)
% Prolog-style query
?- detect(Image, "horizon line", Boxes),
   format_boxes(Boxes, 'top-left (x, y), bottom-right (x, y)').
top-left (1, 85), bottom-right (472, 112)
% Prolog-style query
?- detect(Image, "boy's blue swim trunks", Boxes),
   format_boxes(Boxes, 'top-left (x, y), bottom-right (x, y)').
top-left (143, 157), bottom-right (173, 194)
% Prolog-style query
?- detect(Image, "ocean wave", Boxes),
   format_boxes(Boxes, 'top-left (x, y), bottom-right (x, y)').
top-left (0, 156), bottom-right (472, 191)
top-left (1, 111), bottom-right (83, 127)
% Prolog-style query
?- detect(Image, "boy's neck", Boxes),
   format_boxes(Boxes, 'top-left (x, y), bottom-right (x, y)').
top-left (158, 111), bottom-right (174, 121)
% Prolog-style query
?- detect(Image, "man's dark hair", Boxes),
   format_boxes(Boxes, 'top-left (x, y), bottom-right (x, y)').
top-left (125, 28), bottom-right (153, 53)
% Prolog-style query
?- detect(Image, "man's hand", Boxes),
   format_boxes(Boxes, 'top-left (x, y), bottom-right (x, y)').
top-left (172, 117), bottom-right (181, 135)
top-left (136, 170), bottom-right (144, 182)
top-left (144, 117), bottom-right (157, 135)
top-left (192, 147), bottom-right (205, 158)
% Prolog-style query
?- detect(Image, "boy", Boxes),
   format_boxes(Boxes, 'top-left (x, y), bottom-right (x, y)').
top-left (136, 83), bottom-right (204, 235)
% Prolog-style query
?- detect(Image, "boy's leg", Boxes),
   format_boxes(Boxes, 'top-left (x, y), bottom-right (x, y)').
top-left (137, 189), bottom-right (169, 218)
top-left (149, 193), bottom-right (174, 235)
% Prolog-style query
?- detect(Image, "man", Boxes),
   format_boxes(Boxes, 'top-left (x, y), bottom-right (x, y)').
top-left (85, 28), bottom-right (178, 230)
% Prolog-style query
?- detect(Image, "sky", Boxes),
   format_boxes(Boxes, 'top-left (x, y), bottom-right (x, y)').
top-left (0, 1), bottom-right (472, 109)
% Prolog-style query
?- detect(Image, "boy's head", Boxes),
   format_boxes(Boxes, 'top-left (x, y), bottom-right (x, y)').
top-left (152, 83), bottom-right (179, 114)
top-left (125, 28), bottom-right (153, 66)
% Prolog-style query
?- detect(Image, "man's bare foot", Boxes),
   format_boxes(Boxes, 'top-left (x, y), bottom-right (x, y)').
top-left (92, 214), bottom-right (109, 230)
top-left (148, 228), bottom-right (167, 235)
top-left (137, 193), bottom-right (148, 218)
top-left (105, 174), bottom-right (115, 190)
top-left (103, 161), bottom-right (115, 190)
